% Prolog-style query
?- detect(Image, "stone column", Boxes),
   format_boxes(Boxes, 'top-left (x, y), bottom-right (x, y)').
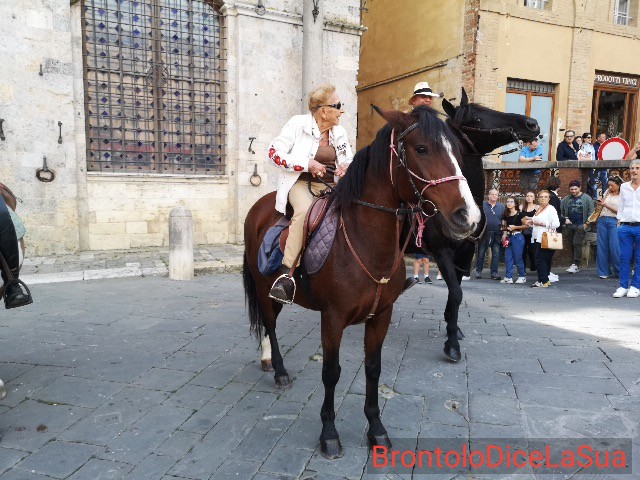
top-left (169, 206), bottom-right (194, 280)
top-left (302, 0), bottom-right (323, 111)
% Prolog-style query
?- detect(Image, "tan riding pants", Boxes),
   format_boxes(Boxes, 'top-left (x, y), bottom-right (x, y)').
top-left (282, 179), bottom-right (326, 268)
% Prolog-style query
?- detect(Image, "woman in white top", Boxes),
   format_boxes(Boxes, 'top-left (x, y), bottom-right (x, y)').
top-left (592, 176), bottom-right (622, 279)
top-left (521, 190), bottom-right (560, 287)
top-left (267, 84), bottom-right (354, 304)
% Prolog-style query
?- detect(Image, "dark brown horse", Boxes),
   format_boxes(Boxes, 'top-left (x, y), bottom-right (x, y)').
top-left (242, 106), bottom-right (480, 459)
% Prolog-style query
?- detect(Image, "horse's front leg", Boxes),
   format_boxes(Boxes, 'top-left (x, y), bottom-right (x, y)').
top-left (319, 316), bottom-right (344, 459)
top-left (260, 335), bottom-right (273, 372)
top-left (364, 309), bottom-right (392, 450)
top-left (437, 251), bottom-right (463, 362)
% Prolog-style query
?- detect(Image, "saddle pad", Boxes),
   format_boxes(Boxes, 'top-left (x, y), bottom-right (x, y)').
top-left (258, 216), bottom-right (290, 276)
top-left (304, 204), bottom-right (339, 275)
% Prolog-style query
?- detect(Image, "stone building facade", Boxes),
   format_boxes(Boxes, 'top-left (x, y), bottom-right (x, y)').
top-left (0, 0), bottom-right (362, 255)
top-left (357, 0), bottom-right (640, 162)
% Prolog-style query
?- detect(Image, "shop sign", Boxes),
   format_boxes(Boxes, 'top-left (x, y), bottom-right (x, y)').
top-left (594, 73), bottom-right (638, 88)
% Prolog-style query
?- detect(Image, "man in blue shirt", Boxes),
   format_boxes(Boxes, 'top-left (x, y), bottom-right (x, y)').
top-left (519, 138), bottom-right (544, 190)
top-left (475, 189), bottom-right (505, 280)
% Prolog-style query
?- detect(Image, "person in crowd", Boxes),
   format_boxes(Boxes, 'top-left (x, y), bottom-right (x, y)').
top-left (413, 252), bottom-right (433, 284)
top-left (0, 196), bottom-right (30, 308)
top-left (579, 132), bottom-right (598, 198)
top-left (475, 189), bottom-right (505, 280)
top-left (518, 138), bottom-right (544, 191)
top-left (546, 177), bottom-right (563, 282)
top-left (409, 82), bottom-right (441, 109)
top-left (267, 84), bottom-right (353, 304)
top-left (613, 160), bottom-right (640, 298)
top-left (589, 175), bottom-right (623, 279)
top-left (575, 136), bottom-right (583, 148)
top-left (594, 132), bottom-right (609, 191)
top-left (520, 191), bottom-right (538, 273)
top-left (500, 197), bottom-right (527, 284)
top-left (626, 140), bottom-right (640, 160)
top-left (560, 180), bottom-right (595, 274)
top-left (593, 132), bottom-right (607, 159)
top-left (521, 190), bottom-right (560, 288)
top-left (556, 130), bottom-right (579, 161)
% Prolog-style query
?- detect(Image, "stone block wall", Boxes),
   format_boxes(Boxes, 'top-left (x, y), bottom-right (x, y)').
top-left (0, 0), bottom-right (81, 255)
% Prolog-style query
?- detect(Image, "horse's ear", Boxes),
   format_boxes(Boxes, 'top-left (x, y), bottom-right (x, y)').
top-left (442, 98), bottom-right (456, 118)
top-left (460, 88), bottom-right (469, 106)
top-left (371, 105), bottom-right (405, 125)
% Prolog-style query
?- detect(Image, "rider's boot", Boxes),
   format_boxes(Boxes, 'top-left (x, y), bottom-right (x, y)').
top-left (269, 265), bottom-right (296, 304)
top-left (2, 268), bottom-right (32, 309)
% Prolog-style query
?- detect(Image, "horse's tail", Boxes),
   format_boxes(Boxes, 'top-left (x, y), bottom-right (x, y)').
top-left (243, 253), bottom-right (264, 341)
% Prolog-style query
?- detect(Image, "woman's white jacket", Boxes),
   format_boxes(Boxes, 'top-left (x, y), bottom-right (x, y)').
top-left (531, 205), bottom-right (560, 243)
top-left (268, 113), bottom-right (353, 214)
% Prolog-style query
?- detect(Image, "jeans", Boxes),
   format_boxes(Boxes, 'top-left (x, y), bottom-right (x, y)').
top-left (476, 231), bottom-right (501, 276)
top-left (522, 232), bottom-right (536, 270)
top-left (596, 216), bottom-right (620, 278)
top-left (505, 233), bottom-right (526, 279)
top-left (533, 241), bottom-right (555, 283)
top-left (564, 224), bottom-right (586, 266)
top-left (617, 224), bottom-right (640, 289)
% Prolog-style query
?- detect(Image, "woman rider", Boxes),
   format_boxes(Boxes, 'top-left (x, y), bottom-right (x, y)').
top-left (268, 84), bottom-right (353, 304)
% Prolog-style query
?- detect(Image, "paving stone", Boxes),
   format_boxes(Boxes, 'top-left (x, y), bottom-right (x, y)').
top-left (132, 368), bottom-right (195, 392)
top-left (0, 400), bottom-right (92, 451)
top-left (156, 350), bottom-right (216, 373)
top-left (0, 366), bottom-right (69, 408)
top-left (0, 470), bottom-right (57, 479)
top-left (469, 393), bottom-right (522, 426)
top-left (421, 394), bottom-right (469, 429)
top-left (154, 430), bottom-right (203, 458)
top-left (515, 385), bottom-right (614, 412)
top-left (123, 454), bottom-right (177, 480)
top-left (13, 441), bottom-right (99, 479)
top-left (67, 458), bottom-right (134, 479)
top-left (306, 446), bottom-right (368, 478)
top-left (32, 376), bottom-right (126, 409)
top-left (180, 401), bottom-right (231, 435)
top-left (0, 447), bottom-right (29, 475)
top-left (163, 384), bottom-right (217, 410)
top-left (211, 459), bottom-right (261, 479)
top-left (260, 445), bottom-right (314, 477)
top-left (510, 372), bottom-right (626, 395)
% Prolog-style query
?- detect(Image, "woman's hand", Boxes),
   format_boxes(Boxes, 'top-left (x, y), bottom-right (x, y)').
top-left (308, 159), bottom-right (326, 178)
top-left (335, 163), bottom-right (349, 178)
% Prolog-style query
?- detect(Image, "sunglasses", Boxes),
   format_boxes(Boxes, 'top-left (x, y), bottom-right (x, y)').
top-left (585, 136), bottom-right (592, 139)
top-left (565, 135), bottom-right (574, 138)
top-left (319, 102), bottom-right (343, 110)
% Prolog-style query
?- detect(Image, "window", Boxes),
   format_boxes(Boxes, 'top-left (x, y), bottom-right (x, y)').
top-left (615, 0), bottom-right (632, 25)
top-left (81, 0), bottom-right (226, 175)
top-left (524, 0), bottom-right (548, 10)
top-left (504, 79), bottom-right (555, 162)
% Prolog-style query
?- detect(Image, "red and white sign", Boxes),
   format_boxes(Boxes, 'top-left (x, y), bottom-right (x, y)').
top-left (598, 138), bottom-right (630, 160)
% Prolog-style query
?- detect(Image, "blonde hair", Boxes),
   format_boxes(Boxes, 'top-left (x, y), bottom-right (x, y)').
top-left (308, 84), bottom-right (336, 111)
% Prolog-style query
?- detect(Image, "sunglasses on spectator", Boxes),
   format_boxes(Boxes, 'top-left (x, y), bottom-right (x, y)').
top-left (318, 102), bottom-right (343, 110)
top-left (565, 135), bottom-right (574, 138)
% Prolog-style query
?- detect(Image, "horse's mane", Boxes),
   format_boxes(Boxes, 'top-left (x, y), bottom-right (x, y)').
top-left (333, 106), bottom-right (462, 210)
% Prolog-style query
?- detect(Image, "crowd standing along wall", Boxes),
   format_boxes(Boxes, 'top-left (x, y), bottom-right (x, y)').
top-left (0, 0), bottom-right (362, 255)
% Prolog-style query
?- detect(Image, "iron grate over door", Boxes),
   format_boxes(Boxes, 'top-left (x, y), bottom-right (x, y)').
top-left (81, 0), bottom-right (226, 174)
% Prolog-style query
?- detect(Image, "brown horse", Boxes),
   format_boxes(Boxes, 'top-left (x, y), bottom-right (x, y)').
top-left (242, 106), bottom-right (480, 459)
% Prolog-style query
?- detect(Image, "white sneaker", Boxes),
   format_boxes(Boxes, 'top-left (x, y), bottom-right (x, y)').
top-left (566, 264), bottom-right (579, 273)
top-left (627, 287), bottom-right (640, 298)
top-left (515, 277), bottom-right (527, 284)
top-left (500, 278), bottom-right (513, 284)
top-left (549, 273), bottom-right (559, 282)
top-left (436, 273), bottom-right (442, 280)
top-left (613, 287), bottom-right (629, 298)
top-left (461, 276), bottom-right (470, 281)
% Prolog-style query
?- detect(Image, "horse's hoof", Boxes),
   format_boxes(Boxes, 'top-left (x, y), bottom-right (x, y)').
top-left (368, 433), bottom-right (392, 450)
top-left (457, 328), bottom-right (465, 340)
top-left (320, 438), bottom-right (344, 459)
top-left (443, 345), bottom-right (461, 362)
top-left (261, 359), bottom-right (273, 372)
top-left (275, 374), bottom-right (291, 389)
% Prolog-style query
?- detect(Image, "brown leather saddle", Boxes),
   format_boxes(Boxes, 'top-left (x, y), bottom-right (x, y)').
top-left (278, 193), bottom-right (334, 254)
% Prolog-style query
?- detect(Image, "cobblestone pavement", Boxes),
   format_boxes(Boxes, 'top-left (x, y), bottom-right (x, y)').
top-left (1, 269), bottom-right (639, 479)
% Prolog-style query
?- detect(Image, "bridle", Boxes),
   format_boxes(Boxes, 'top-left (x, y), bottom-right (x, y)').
top-left (449, 118), bottom-right (524, 158)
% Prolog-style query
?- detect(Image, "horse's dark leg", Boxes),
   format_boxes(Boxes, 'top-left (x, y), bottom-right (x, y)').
top-left (436, 250), bottom-right (463, 362)
top-left (364, 309), bottom-right (392, 450)
top-left (263, 302), bottom-right (290, 388)
top-left (319, 317), bottom-right (344, 459)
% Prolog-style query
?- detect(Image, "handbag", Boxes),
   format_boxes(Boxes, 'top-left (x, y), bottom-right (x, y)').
top-left (541, 230), bottom-right (563, 250)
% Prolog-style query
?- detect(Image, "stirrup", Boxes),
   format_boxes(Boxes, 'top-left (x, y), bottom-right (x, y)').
top-left (268, 273), bottom-right (296, 305)
top-left (4, 279), bottom-right (33, 309)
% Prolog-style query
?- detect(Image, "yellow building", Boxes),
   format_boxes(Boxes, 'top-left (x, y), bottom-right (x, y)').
top-left (357, 0), bottom-right (640, 161)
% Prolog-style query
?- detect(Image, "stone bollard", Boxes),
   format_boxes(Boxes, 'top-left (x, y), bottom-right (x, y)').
top-left (169, 206), bottom-right (194, 280)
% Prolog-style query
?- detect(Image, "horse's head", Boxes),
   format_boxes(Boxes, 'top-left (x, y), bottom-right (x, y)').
top-left (443, 88), bottom-right (540, 155)
top-left (374, 106), bottom-right (481, 240)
